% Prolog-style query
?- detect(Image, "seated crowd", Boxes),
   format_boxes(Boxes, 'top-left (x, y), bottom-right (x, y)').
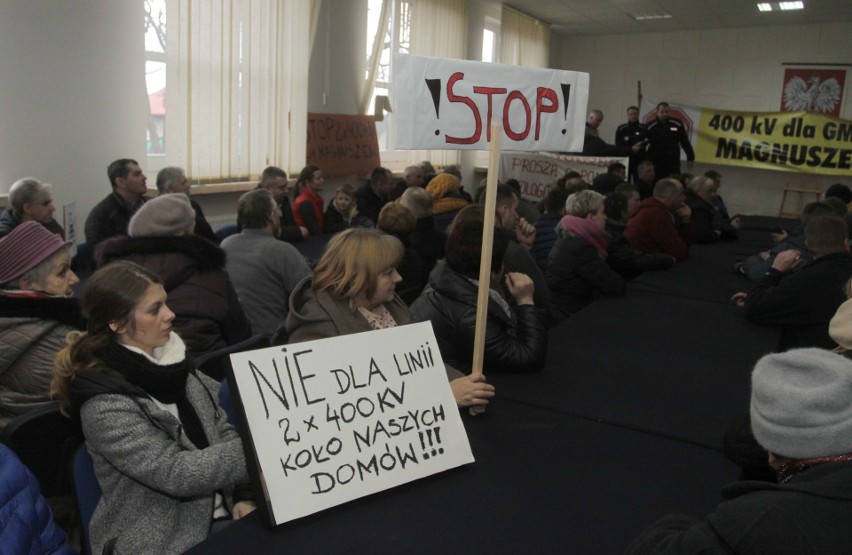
top-left (1, 154), bottom-right (851, 552)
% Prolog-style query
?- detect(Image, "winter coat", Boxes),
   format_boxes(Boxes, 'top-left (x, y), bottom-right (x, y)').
top-left (72, 362), bottom-right (247, 554)
top-left (685, 189), bottom-right (738, 244)
top-left (84, 192), bottom-right (144, 253)
top-left (645, 116), bottom-right (695, 179)
top-left (285, 277), bottom-right (464, 382)
top-left (531, 213), bottom-right (561, 272)
top-left (409, 216), bottom-right (446, 275)
top-left (743, 251), bottom-right (852, 351)
top-left (409, 262), bottom-right (547, 374)
top-left (0, 295), bottom-right (84, 430)
top-left (96, 234), bottom-right (251, 356)
top-left (546, 233), bottom-right (625, 318)
top-left (286, 276), bottom-right (412, 344)
top-left (0, 443), bottom-right (74, 554)
top-left (627, 460), bottom-right (852, 554)
top-left (0, 208), bottom-right (65, 239)
top-left (624, 197), bottom-right (691, 262)
top-left (605, 220), bottom-right (675, 279)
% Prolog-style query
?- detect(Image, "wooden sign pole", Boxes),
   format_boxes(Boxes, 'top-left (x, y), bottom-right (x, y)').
top-left (469, 122), bottom-right (502, 414)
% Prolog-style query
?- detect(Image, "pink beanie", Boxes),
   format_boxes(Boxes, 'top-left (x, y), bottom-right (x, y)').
top-left (0, 221), bottom-right (71, 284)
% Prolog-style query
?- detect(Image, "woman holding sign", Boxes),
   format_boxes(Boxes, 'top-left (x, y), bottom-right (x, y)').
top-left (52, 261), bottom-right (255, 554)
top-left (286, 228), bottom-right (494, 408)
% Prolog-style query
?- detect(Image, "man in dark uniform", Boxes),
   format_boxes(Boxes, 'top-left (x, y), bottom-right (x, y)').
top-left (615, 105), bottom-right (647, 184)
top-left (645, 102), bottom-right (694, 180)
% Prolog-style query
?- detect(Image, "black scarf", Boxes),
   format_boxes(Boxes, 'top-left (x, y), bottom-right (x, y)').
top-left (96, 342), bottom-right (209, 450)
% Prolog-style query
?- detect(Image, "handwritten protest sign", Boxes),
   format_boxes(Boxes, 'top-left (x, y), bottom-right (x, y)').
top-left (229, 322), bottom-right (473, 526)
top-left (500, 151), bottom-right (628, 202)
top-left (394, 53), bottom-right (589, 152)
top-left (306, 113), bottom-right (381, 177)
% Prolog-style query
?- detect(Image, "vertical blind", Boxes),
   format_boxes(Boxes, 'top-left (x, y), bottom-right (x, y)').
top-left (166, 0), bottom-right (312, 180)
top-left (499, 6), bottom-right (550, 69)
top-left (408, 0), bottom-right (468, 167)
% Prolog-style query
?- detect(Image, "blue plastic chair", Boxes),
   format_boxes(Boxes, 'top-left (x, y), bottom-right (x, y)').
top-left (193, 334), bottom-right (269, 381)
top-left (71, 445), bottom-right (101, 555)
top-left (215, 223), bottom-right (239, 242)
top-left (0, 402), bottom-right (82, 498)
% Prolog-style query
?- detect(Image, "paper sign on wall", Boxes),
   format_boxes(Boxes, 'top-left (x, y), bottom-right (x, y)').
top-left (394, 53), bottom-right (589, 152)
top-left (229, 322), bottom-right (473, 526)
top-left (306, 113), bottom-right (381, 178)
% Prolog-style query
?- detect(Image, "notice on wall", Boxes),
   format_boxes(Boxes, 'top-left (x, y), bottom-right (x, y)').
top-left (500, 151), bottom-right (628, 202)
top-left (394, 53), bottom-right (589, 152)
top-left (229, 322), bottom-right (473, 526)
top-left (62, 201), bottom-right (77, 257)
top-left (306, 113), bottom-right (381, 178)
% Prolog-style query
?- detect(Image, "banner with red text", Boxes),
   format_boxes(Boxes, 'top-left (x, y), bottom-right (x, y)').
top-left (640, 99), bottom-right (852, 176)
top-left (394, 53), bottom-right (589, 152)
top-left (499, 151), bottom-right (628, 202)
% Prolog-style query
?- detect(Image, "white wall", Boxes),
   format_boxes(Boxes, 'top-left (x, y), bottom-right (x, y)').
top-left (0, 1), bottom-right (147, 241)
top-left (552, 22), bottom-right (852, 216)
top-left (308, 0), bottom-right (367, 116)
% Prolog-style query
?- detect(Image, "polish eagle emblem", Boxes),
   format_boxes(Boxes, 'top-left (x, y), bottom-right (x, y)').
top-left (783, 75), bottom-right (842, 114)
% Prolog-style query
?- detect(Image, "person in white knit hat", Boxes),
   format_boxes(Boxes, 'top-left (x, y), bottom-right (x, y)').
top-left (95, 194), bottom-right (251, 358)
top-left (628, 348), bottom-right (852, 554)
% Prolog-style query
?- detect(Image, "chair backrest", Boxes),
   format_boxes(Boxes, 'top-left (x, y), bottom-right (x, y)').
top-left (215, 223), bottom-right (239, 242)
top-left (0, 402), bottom-right (82, 497)
top-left (193, 334), bottom-right (269, 381)
top-left (72, 444), bottom-right (101, 555)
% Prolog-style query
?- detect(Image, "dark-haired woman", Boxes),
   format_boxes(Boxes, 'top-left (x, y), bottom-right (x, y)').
top-left (52, 261), bottom-right (254, 554)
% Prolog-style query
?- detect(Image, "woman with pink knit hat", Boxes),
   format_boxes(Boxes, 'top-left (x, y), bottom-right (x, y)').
top-left (0, 221), bottom-right (83, 429)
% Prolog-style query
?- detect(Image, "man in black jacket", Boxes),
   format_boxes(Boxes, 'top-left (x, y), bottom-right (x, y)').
top-left (614, 105), bottom-right (647, 183)
top-left (732, 215), bottom-right (852, 351)
top-left (646, 101), bottom-right (694, 179)
top-left (84, 158), bottom-right (148, 261)
top-left (258, 166), bottom-right (307, 242)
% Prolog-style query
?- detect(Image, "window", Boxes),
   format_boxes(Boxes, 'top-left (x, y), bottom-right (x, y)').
top-left (482, 28), bottom-right (496, 63)
top-left (366, 0), bottom-right (467, 169)
top-left (144, 0), bottom-right (167, 156)
top-left (144, 1), bottom-right (310, 182)
top-left (366, 0), bottom-right (411, 156)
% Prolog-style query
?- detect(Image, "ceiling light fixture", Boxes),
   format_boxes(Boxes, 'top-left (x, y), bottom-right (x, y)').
top-left (633, 12), bottom-right (673, 21)
top-left (757, 1), bottom-right (804, 12)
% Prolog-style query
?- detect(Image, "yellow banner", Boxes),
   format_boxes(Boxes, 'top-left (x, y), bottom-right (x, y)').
top-left (695, 109), bottom-right (852, 176)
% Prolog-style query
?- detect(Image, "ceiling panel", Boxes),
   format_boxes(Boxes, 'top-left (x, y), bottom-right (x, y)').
top-left (499, 0), bottom-right (852, 36)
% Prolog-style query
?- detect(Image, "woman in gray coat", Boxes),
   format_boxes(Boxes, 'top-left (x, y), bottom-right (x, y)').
top-left (53, 261), bottom-right (254, 554)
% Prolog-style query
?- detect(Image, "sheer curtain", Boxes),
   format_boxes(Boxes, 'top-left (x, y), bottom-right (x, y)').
top-left (166, 0), bottom-right (313, 181)
top-left (406, 0), bottom-right (469, 167)
top-left (499, 6), bottom-right (550, 68)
